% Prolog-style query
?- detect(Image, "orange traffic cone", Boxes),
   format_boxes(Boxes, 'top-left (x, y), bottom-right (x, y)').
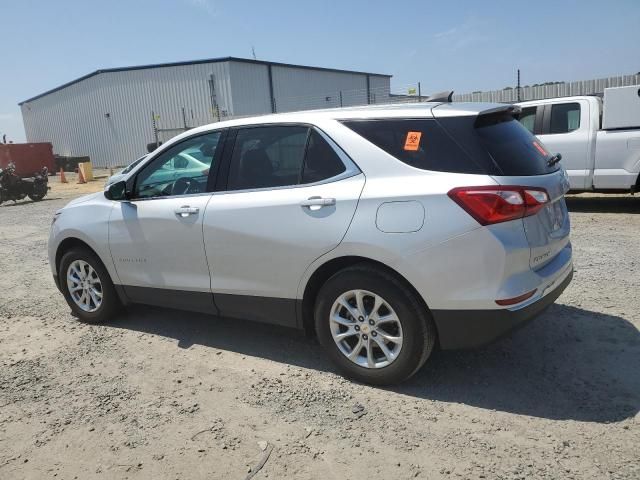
top-left (59, 167), bottom-right (67, 183)
top-left (77, 165), bottom-right (86, 184)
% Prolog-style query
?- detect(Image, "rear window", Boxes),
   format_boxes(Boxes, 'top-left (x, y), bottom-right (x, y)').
top-left (470, 113), bottom-right (558, 175)
top-left (343, 114), bottom-right (557, 176)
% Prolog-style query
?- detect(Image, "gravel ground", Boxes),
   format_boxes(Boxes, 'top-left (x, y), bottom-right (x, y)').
top-left (1, 179), bottom-right (639, 479)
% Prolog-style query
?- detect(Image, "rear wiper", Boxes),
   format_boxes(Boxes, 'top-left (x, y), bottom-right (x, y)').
top-left (547, 153), bottom-right (562, 167)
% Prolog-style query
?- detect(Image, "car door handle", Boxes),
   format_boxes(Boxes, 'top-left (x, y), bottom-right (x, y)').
top-left (300, 196), bottom-right (336, 208)
top-left (175, 206), bottom-right (199, 217)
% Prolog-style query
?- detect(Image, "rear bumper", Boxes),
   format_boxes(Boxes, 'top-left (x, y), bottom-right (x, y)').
top-left (432, 268), bottom-right (573, 350)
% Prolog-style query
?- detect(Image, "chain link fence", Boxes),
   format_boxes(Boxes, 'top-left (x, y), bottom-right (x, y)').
top-left (453, 74), bottom-right (640, 103)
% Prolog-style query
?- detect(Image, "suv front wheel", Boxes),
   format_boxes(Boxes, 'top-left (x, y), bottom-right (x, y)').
top-left (59, 247), bottom-right (121, 323)
top-left (314, 264), bottom-right (436, 385)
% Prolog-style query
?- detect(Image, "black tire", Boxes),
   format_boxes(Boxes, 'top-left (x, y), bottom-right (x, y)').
top-left (59, 247), bottom-right (121, 323)
top-left (314, 263), bottom-right (437, 385)
top-left (28, 186), bottom-right (47, 201)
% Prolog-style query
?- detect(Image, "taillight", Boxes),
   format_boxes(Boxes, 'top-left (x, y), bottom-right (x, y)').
top-left (448, 186), bottom-right (549, 225)
top-left (495, 289), bottom-right (537, 306)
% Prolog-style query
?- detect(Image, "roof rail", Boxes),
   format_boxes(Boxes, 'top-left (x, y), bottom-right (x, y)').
top-left (425, 90), bottom-right (454, 102)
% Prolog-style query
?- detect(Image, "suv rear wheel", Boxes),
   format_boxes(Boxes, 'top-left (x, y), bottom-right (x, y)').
top-left (314, 264), bottom-right (436, 385)
top-left (59, 247), bottom-right (121, 323)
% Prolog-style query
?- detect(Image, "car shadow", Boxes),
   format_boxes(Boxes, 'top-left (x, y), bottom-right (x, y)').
top-left (109, 303), bottom-right (639, 423)
top-left (565, 194), bottom-right (640, 213)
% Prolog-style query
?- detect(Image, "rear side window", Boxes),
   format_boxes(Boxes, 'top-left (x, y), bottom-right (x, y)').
top-left (344, 114), bottom-right (558, 176)
top-left (228, 126), bottom-right (308, 190)
top-left (226, 126), bottom-right (348, 190)
top-left (341, 119), bottom-right (488, 174)
top-left (301, 130), bottom-right (346, 183)
top-left (549, 102), bottom-right (580, 134)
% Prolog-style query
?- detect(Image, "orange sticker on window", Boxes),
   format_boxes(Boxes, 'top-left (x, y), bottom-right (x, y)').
top-left (404, 131), bottom-right (422, 151)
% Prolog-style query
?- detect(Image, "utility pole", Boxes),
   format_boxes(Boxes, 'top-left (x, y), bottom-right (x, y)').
top-left (151, 111), bottom-right (159, 147)
top-left (517, 69), bottom-right (521, 102)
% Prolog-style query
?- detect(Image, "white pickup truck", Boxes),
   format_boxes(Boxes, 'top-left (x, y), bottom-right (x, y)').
top-left (517, 85), bottom-right (640, 193)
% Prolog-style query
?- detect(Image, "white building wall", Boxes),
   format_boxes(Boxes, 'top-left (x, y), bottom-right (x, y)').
top-left (368, 75), bottom-right (391, 104)
top-left (228, 61), bottom-right (272, 116)
top-left (21, 62), bottom-right (233, 167)
top-left (272, 67), bottom-right (373, 111)
top-left (20, 59), bottom-right (392, 167)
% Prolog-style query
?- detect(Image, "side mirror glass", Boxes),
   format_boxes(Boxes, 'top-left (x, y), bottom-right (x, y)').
top-left (105, 180), bottom-right (127, 201)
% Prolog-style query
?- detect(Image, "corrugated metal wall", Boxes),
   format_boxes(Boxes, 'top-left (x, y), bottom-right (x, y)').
top-left (270, 67), bottom-right (388, 111)
top-left (21, 60), bottom-right (391, 167)
top-left (453, 74), bottom-right (640, 103)
top-left (228, 62), bottom-right (272, 116)
top-left (21, 62), bottom-right (233, 167)
top-left (369, 75), bottom-right (391, 104)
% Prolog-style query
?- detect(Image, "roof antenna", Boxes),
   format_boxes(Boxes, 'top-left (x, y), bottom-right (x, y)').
top-left (425, 90), bottom-right (454, 102)
top-left (251, 46), bottom-right (257, 60)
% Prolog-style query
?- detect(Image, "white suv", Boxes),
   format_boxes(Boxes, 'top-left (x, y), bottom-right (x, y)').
top-left (49, 102), bottom-right (573, 384)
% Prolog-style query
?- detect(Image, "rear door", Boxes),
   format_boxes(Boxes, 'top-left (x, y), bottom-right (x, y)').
top-left (203, 124), bottom-right (364, 326)
top-left (494, 170), bottom-right (571, 270)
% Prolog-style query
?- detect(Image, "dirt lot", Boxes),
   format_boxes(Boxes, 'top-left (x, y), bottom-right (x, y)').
top-left (1, 176), bottom-right (639, 479)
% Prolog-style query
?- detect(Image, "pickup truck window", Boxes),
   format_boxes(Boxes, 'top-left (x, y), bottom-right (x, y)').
top-left (518, 107), bottom-right (537, 133)
top-left (550, 103), bottom-right (581, 134)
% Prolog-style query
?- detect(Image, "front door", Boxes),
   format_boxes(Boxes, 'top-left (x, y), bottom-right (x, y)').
top-left (109, 130), bottom-right (224, 312)
top-left (203, 125), bottom-right (365, 326)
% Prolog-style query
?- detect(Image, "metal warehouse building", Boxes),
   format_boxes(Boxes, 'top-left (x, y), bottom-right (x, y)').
top-left (19, 57), bottom-right (391, 167)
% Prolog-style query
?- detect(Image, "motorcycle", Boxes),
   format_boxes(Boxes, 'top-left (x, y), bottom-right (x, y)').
top-left (0, 162), bottom-right (50, 205)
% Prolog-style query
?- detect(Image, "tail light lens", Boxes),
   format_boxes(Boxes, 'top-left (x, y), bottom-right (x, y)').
top-left (448, 186), bottom-right (549, 225)
top-left (495, 289), bottom-right (537, 306)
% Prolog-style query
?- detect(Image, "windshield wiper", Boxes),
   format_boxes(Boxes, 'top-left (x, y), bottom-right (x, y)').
top-left (547, 153), bottom-right (562, 167)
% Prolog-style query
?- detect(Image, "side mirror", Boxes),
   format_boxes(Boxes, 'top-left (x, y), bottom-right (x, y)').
top-left (104, 180), bottom-right (128, 201)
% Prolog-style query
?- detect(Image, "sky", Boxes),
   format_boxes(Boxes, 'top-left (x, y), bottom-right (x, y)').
top-left (1, 0), bottom-right (639, 142)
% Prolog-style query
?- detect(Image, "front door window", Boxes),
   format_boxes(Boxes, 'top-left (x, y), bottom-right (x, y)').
top-left (135, 132), bottom-right (222, 198)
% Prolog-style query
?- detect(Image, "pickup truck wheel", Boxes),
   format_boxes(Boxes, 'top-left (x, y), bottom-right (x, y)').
top-left (314, 264), bottom-right (436, 385)
top-left (59, 247), bottom-right (121, 323)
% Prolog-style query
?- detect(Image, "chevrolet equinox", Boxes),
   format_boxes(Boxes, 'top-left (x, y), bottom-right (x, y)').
top-left (49, 102), bottom-right (573, 385)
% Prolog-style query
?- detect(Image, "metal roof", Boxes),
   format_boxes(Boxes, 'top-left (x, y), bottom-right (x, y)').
top-left (18, 56), bottom-right (392, 105)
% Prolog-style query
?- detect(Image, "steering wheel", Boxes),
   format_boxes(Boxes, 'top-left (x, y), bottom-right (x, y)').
top-left (172, 177), bottom-right (196, 196)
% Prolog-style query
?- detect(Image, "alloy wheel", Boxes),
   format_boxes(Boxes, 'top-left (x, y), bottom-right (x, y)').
top-left (66, 260), bottom-right (103, 312)
top-left (329, 289), bottom-right (403, 369)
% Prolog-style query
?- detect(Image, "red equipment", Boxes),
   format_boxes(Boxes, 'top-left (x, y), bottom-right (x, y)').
top-left (0, 143), bottom-right (55, 178)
